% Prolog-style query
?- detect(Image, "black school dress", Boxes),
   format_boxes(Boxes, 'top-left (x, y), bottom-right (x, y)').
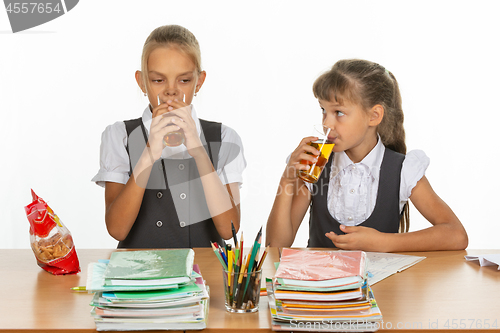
top-left (308, 148), bottom-right (405, 248)
top-left (117, 118), bottom-right (224, 249)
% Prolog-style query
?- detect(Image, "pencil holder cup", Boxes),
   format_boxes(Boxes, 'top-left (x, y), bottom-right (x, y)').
top-left (222, 268), bottom-right (262, 313)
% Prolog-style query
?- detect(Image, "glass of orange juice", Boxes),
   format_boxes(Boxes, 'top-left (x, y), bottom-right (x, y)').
top-left (297, 124), bottom-right (335, 183)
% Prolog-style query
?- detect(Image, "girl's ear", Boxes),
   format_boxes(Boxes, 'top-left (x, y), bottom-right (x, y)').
top-left (195, 71), bottom-right (207, 93)
top-left (369, 104), bottom-right (384, 127)
top-left (135, 70), bottom-right (146, 94)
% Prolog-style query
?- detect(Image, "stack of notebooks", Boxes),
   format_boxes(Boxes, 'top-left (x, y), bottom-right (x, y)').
top-left (267, 248), bottom-right (382, 332)
top-left (86, 249), bottom-right (209, 331)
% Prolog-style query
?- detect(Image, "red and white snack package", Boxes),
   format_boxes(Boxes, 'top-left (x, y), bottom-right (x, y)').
top-left (24, 190), bottom-right (81, 275)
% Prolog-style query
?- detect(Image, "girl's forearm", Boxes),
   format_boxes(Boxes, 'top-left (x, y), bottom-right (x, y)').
top-left (105, 148), bottom-right (155, 241)
top-left (192, 148), bottom-right (240, 240)
top-left (382, 223), bottom-right (468, 252)
top-left (394, 176), bottom-right (469, 252)
top-left (266, 177), bottom-right (301, 247)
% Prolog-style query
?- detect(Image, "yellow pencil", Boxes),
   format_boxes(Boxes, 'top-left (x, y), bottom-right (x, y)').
top-left (238, 255), bottom-right (247, 284)
top-left (232, 254), bottom-right (247, 307)
top-left (228, 250), bottom-right (233, 288)
top-left (244, 249), bottom-right (252, 273)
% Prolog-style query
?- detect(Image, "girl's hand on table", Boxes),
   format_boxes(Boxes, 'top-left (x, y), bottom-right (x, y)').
top-left (326, 225), bottom-right (387, 252)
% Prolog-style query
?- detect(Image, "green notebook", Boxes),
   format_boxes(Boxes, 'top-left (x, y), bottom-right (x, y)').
top-left (109, 283), bottom-right (202, 300)
top-left (103, 249), bottom-right (195, 286)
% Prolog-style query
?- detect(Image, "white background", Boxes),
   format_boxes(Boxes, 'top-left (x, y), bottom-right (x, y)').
top-left (1, 1), bottom-right (498, 250)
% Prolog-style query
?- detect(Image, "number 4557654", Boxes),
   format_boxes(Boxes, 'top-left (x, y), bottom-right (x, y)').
top-left (6, 2), bottom-right (62, 14)
top-left (444, 319), bottom-right (498, 329)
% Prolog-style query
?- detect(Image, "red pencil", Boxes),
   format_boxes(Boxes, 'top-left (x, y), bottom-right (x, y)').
top-left (239, 232), bottom-right (244, 266)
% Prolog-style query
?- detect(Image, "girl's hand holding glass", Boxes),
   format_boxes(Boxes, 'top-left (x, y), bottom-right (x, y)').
top-left (297, 124), bottom-right (334, 183)
top-left (284, 136), bottom-right (321, 182)
top-left (158, 93), bottom-right (204, 156)
top-left (156, 93), bottom-right (186, 147)
top-left (148, 100), bottom-right (177, 161)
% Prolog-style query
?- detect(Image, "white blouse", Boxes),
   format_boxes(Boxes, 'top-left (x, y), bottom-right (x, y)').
top-left (304, 138), bottom-right (429, 226)
top-left (91, 105), bottom-right (247, 188)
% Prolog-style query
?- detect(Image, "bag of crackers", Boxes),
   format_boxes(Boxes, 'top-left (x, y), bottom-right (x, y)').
top-left (24, 190), bottom-right (80, 275)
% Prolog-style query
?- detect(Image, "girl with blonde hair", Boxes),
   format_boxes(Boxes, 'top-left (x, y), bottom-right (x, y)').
top-left (92, 25), bottom-right (246, 248)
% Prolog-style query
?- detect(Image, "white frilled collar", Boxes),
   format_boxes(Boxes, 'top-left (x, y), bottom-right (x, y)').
top-left (330, 135), bottom-right (385, 182)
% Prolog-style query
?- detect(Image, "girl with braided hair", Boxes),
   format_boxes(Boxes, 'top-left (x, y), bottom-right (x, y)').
top-left (266, 59), bottom-right (467, 252)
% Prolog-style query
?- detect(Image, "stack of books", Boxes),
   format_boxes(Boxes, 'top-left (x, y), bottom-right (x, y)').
top-left (86, 249), bottom-right (209, 331)
top-left (267, 248), bottom-right (382, 332)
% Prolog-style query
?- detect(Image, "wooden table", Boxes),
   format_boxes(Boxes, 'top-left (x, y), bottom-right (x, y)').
top-left (1, 248), bottom-right (499, 332)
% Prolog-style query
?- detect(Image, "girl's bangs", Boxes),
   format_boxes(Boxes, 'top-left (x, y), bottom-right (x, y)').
top-left (313, 71), bottom-right (359, 106)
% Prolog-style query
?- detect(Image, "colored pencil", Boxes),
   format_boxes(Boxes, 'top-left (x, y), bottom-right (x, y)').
top-left (232, 251), bottom-right (241, 306)
top-left (234, 248), bottom-right (240, 268)
top-left (211, 241), bottom-right (227, 270)
top-left (216, 242), bottom-right (228, 265)
top-left (256, 246), bottom-right (269, 271)
top-left (231, 220), bottom-right (238, 247)
top-left (227, 248), bottom-right (233, 293)
top-left (242, 226), bottom-right (262, 299)
top-left (233, 254), bottom-right (247, 307)
top-left (222, 239), bottom-right (227, 255)
top-left (239, 232), bottom-right (244, 265)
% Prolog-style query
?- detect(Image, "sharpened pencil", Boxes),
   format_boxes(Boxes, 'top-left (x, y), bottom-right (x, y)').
top-left (231, 220), bottom-right (238, 247)
top-left (242, 226), bottom-right (262, 299)
top-left (239, 232), bottom-right (244, 265)
top-left (211, 241), bottom-right (227, 270)
top-left (215, 242), bottom-right (228, 266)
top-left (256, 246), bottom-right (269, 271)
top-left (227, 247), bottom-right (233, 271)
top-left (233, 254), bottom-right (247, 307)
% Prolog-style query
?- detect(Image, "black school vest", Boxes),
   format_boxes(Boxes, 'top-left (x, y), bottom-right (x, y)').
top-left (118, 117), bottom-right (223, 249)
top-left (308, 147), bottom-right (405, 248)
